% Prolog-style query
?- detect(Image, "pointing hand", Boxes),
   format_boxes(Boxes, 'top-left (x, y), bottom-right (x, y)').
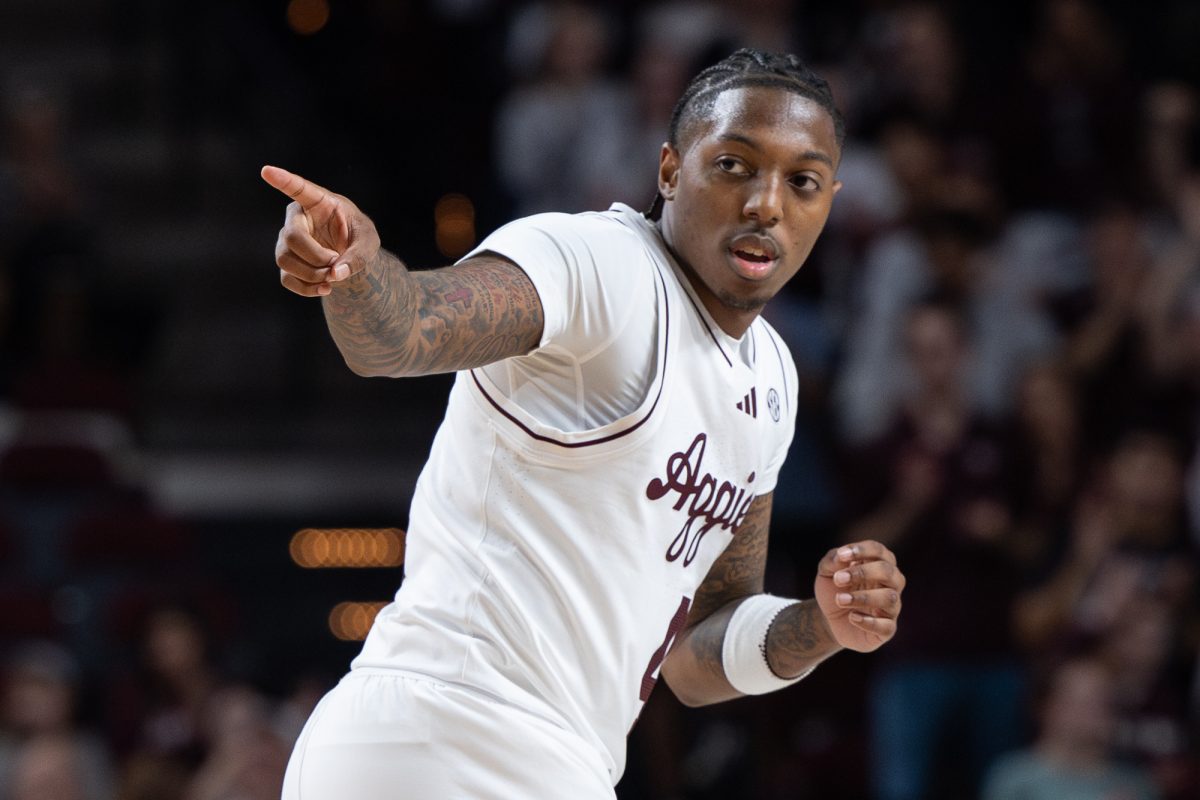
top-left (261, 165), bottom-right (381, 297)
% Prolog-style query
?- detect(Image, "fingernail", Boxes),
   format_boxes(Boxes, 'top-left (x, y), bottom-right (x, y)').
top-left (837, 593), bottom-right (852, 606)
top-left (850, 612), bottom-right (865, 622)
top-left (838, 547), bottom-right (854, 560)
top-left (834, 570), bottom-right (851, 586)
top-left (334, 263), bottom-right (349, 280)
top-left (318, 284), bottom-right (331, 295)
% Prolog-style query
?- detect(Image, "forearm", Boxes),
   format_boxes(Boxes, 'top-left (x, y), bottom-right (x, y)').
top-left (659, 497), bottom-right (900, 708)
top-left (321, 252), bottom-right (544, 378)
top-left (321, 249), bottom-right (419, 377)
top-left (662, 595), bottom-right (840, 707)
top-left (265, 166), bottom-right (540, 375)
top-left (660, 598), bottom-right (743, 707)
top-left (764, 598), bottom-right (843, 679)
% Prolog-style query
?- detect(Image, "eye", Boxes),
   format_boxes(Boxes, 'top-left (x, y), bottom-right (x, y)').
top-left (790, 174), bottom-right (821, 192)
top-left (716, 157), bottom-right (749, 175)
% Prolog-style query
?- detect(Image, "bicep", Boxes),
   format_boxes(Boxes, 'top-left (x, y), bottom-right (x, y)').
top-left (403, 255), bottom-right (546, 374)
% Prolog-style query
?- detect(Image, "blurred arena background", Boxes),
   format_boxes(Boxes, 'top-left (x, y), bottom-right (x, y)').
top-left (1, 1), bottom-right (1198, 798)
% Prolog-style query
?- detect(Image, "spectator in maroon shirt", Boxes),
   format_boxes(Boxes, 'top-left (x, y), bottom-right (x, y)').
top-left (844, 297), bottom-right (1026, 800)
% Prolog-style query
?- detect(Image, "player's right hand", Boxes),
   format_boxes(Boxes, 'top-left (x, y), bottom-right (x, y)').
top-left (261, 165), bottom-right (381, 297)
top-left (814, 540), bottom-right (904, 653)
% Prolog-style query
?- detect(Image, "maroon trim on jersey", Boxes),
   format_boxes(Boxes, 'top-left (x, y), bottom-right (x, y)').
top-left (764, 326), bottom-right (789, 417)
top-left (470, 266), bottom-right (671, 449)
top-left (678, 287), bottom-right (733, 368)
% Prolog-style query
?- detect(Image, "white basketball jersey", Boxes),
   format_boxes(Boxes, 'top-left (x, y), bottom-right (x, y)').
top-left (353, 204), bottom-right (799, 781)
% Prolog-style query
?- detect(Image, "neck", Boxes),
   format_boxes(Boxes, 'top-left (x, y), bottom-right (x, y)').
top-left (655, 217), bottom-right (759, 339)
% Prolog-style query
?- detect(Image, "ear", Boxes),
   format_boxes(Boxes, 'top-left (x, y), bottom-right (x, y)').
top-left (832, 179), bottom-right (843, 196)
top-left (657, 143), bottom-right (681, 201)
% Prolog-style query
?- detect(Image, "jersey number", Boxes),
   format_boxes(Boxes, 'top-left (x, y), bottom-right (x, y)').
top-left (639, 596), bottom-right (691, 701)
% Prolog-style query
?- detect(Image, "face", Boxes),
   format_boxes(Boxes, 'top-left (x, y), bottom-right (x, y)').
top-left (658, 86), bottom-right (841, 335)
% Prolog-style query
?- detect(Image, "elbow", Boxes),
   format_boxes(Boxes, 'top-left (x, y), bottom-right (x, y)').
top-left (670, 687), bottom-right (712, 708)
top-left (341, 353), bottom-right (410, 379)
top-left (343, 358), bottom-right (383, 378)
top-left (660, 662), bottom-right (728, 708)
top-left (339, 347), bottom-right (429, 379)
top-left (666, 679), bottom-right (729, 708)
top-left (660, 662), bottom-right (700, 707)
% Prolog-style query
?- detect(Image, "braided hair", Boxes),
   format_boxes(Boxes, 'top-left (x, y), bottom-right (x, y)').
top-left (647, 48), bottom-right (844, 220)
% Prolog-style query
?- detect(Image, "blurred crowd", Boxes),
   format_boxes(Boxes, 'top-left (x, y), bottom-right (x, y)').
top-left (1, 1), bottom-right (1199, 799)
top-left (488, 3), bottom-right (1200, 796)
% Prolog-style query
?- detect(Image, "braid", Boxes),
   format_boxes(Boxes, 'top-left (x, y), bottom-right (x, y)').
top-left (669, 48), bottom-right (844, 148)
top-left (646, 48), bottom-right (843, 220)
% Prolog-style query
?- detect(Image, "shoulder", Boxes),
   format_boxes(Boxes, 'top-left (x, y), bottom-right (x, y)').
top-left (472, 208), bottom-right (661, 352)
top-left (474, 205), bottom-right (664, 284)
top-left (471, 208), bottom-right (655, 287)
top-left (481, 207), bottom-right (663, 295)
top-left (490, 208), bottom-right (647, 253)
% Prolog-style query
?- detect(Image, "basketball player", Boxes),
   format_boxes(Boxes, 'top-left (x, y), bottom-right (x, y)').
top-left (265, 50), bottom-right (905, 799)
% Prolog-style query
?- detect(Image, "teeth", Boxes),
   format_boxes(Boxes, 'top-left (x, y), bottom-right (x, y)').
top-left (738, 247), bottom-right (765, 257)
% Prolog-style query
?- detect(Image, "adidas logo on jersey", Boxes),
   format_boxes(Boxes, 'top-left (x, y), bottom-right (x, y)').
top-left (736, 387), bottom-right (757, 418)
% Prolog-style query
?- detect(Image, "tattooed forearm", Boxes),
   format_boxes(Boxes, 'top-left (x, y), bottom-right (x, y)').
top-left (660, 493), bottom-right (840, 704)
top-left (764, 599), bottom-right (838, 679)
top-left (660, 494), bottom-right (773, 704)
top-left (322, 251), bottom-right (545, 377)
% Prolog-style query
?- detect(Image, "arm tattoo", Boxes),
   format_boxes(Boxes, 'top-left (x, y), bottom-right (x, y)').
top-left (668, 493), bottom-right (838, 693)
top-left (764, 599), bottom-right (835, 679)
top-left (675, 494), bottom-right (773, 683)
top-left (689, 494), bottom-right (771, 622)
top-left (321, 252), bottom-right (545, 376)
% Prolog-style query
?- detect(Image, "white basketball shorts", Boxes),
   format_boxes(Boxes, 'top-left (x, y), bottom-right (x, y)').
top-left (281, 669), bottom-right (616, 800)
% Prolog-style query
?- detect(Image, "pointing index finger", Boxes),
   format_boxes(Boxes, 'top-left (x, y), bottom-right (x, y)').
top-left (260, 165), bottom-right (335, 211)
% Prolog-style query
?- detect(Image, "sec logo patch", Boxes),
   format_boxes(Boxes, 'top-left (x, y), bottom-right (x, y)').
top-left (767, 388), bottom-right (780, 422)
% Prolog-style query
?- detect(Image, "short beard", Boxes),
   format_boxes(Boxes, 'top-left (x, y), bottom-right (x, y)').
top-left (716, 288), bottom-right (769, 312)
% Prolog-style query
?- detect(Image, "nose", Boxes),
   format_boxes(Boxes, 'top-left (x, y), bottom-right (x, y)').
top-left (743, 173), bottom-right (784, 226)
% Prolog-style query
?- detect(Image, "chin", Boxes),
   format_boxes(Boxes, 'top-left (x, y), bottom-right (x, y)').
top-left (717, 288), bottom-right (770, 313)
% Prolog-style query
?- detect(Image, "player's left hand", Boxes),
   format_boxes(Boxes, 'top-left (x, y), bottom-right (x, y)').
top-left (814, 540), bottom-right (904, 653)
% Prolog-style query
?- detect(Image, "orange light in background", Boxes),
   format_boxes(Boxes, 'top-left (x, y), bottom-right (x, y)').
top-left (287, 0), bottom-right (330, 35)
top-left (435, 193), bottom-right (476, 258)
top-left (328, 601), bottom-right (388, 641)
top-left (289, 528), bottom-right (406, 568)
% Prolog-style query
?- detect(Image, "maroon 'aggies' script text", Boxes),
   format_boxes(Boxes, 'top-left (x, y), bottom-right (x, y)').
top-left (645, 432), bottom-right (755, 567)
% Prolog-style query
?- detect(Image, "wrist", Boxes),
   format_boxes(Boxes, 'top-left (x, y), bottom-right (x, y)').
top-left (765, 599), bottom-right (841, 679)
top-left (329, 247), bottom-right (387, 293)
top-left (721, 595), bottom-right (808, 695)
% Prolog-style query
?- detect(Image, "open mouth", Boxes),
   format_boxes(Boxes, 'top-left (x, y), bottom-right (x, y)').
top-left (728, 235), bottom-right (779, 280)
top-left (733, 247), bottom-right (772, 263)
